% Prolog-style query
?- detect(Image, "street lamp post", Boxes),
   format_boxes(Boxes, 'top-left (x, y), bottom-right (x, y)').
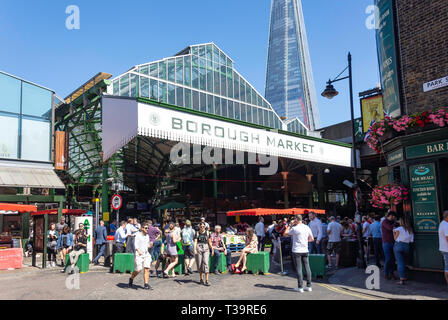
top-left (321, 52), bottom-right (366, 268)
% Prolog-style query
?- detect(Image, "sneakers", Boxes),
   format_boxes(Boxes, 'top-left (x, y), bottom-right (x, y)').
top-left (143, 283), bottom-right (153, 290)
top-left (214, 271), bottom-right (220, 275)
top-left (294, 288), bottom-right (304, 293)
top-left (204, 281), bottom-right (211, 286)
top-left (187, 267), bottom-right (193, 274)
top-left (128, 278), bottom-right (134, 288)
top-left (304, 287), bottom-right (312, 292)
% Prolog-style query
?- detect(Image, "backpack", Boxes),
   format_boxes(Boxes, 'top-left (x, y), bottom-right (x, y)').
top-left (182, 228), bottom-right (194, 246)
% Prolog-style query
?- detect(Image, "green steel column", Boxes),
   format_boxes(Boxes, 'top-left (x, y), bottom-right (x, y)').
top-left (102, 163), bottom-right (109, 214)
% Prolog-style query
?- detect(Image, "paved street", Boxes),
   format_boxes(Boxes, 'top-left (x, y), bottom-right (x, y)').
top-left (1, 256), bottom-right (446, 300)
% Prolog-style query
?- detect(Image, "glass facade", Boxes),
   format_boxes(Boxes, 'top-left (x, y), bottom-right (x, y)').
top-left (286, 118), bottom-right (308, 135)
top-left (265, 0), bottom-right (320, 130)
top-left (110, 43), bottom-right (287, 131)
top-left (0, 71), bottom-right (53, 162)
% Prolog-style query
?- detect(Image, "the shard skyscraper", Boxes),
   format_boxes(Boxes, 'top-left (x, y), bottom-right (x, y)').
top-left (265, 0), bottom-right (320, 130)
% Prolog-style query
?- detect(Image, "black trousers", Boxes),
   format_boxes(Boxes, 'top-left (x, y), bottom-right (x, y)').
top-left (373, 238), bottom-right (384, 267)
top-left (292, 252), bottom-right (312, 289)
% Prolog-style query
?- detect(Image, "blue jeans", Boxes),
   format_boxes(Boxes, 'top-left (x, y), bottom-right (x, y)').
top-left (152, 240), bottom-right (162, 261)
top-left (383, 242), bottom-right (395, 277)
top-left (212, 249), bottom-right (232, 272)
top-left (442, 251), bottom-right (448, 272)
top-left (308, 240), bottom-right (321, 254)
top-left (393, 242), bottom-right (410, 280)
top-left (94, 243), bottom-right (106, 264)
top-left (257, 236), bottom-right (266, 252)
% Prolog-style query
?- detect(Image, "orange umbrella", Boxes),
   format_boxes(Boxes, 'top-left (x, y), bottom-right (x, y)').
top-left (226, 208), bottom-right (325, 217)
top-left (0, 203), bottom-right (37, 214)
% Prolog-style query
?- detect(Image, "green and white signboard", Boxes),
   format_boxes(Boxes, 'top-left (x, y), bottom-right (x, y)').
top-left (375, 0), bottom-right (401, 118)
top-left (409, 163), bottom-right (440, 233)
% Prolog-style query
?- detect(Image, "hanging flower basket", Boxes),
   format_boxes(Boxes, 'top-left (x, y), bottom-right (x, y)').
top-left (365, 107), bottom-right (448, 153)
top-left (370, 184), bottom-right (408, 209)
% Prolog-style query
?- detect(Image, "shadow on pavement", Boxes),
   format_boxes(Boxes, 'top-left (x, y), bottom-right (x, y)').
top-left (254, 283), bottom-right (296, 292)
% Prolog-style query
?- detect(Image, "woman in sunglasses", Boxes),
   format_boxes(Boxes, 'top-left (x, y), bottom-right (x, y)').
top-left (194, 222), bottom-right (214, 286)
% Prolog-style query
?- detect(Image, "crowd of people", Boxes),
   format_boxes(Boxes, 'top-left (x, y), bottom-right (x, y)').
top-left (44, 209), bottom-right (448, 291)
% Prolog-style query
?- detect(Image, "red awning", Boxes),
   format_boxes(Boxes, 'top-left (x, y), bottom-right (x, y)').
top-left (31, 209), bottom-right (87, 217)
top-left (226, 208), bottom-right (326, 217)
top-left (0, 203), bottom-right (37, 214)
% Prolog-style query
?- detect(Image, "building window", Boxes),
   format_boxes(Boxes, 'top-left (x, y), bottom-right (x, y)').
top-left (192, 56), bottom-right (199, 89)
top-left (228, 101), bottom-right (234, 119)
top-left (199, 58), bottom-right (206, 91)
top-left (150, 79), bottom-right (159, 100)
top-left (119, 75), bottom-right (129, 97)
top-left (22, 82), bottom-right (52, 119)
top-left (221, 98), bottom-right (228, 118)
top-left (150, 63), bottom-right (158, 78)
top-left (220, 65), bottom-right (227, 97)
top-left (140, 77), bottom-right (149, 98)
top-left (184, 56), bottom-right (191, 87)
top-left (206, 59), bottom-right (213, 93)
top-left (168, 59), bottom-right (175, 82)
top-left (176, 86), bottom-right (184, 107)
top-left (192, 90), bottom-right (199, 111)
top-left (175, 58), bottom-right (183, 84)
top-left (168, 84), bottom-right (175, 105)
top-left (207, 94), bottom-right (214, 114)
top-left (0, 114), bottom-right (19, 159)
top-left (184, 88), bottom-right (192, 109)
top-left (21, 118), bottom-right (50, 162)
top-left (159, 82), bottom-right (167, 103)
top-left (159, 61), bottom-right (167, 80)
top-left (0, 73), bottom-right (21, 114)
top-left (246, 105), bottom-right (252, 123)
top-left (214, 96), bottom-right (221, 116)
top-left (130, 74), bottom-right (137, 97)
top-left (235, 102), bottom-right (240, 121)
top-left (200, 92), bottom-right (207, 113)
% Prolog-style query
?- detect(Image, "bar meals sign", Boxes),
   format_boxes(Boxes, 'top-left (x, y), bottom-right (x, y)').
top-left (423, 75), bottom-right (448, 93)
top-left (102, 96), bottom-right (352, 167)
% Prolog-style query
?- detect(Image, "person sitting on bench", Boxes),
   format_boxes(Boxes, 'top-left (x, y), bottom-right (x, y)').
top-left (234, 227), bottom-right (258, 272)
top-left (67, 229), bottom-right (87, 273)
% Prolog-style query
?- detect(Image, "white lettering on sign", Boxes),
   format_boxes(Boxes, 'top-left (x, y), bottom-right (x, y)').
top-left (423, 76), bottom-right (448, 92)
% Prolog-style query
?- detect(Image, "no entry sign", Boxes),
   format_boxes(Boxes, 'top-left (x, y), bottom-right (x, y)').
top-left (111, 194), bottom-right (122, 210)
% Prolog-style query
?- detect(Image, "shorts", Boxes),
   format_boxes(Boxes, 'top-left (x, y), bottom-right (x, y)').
top-left (134, 253), bottom-right (152, 272)
top-left (442, 252), bottom-right (448, 272)
top-left (158, 253), bottom-right (167, 262)
top-left (327, 241), bottom-right (342, 255)
top-left (183, 245), bottom-right (194, 259)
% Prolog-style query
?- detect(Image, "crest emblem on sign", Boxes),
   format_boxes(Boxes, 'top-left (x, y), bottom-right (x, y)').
top-left (149, 113), bottom-right (160, 126)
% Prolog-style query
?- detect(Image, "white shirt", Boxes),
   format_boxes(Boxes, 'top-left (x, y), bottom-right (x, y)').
top-left (289, 224), bottom-right (313, 253)
top-left (255, 222), bottom-right (265, 237)
top-left (438, 220), bottom-right (448, 253)
top-left (362, 221), bottom-right (371, 238)
top-left (393, 227), bottom-right (414, 243)
top-left (308, 218), bottom-right (322, 241)
top-left (327, 222), bottom-right (343, 242)
top-left (126, 223), bottom-right (138, 235)
top-left (134, 231), bottom-right (150, 255)
top-left (115, 226), bottom-right (128, 243)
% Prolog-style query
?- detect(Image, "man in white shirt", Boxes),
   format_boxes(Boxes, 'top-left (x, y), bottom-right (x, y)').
top-left (255, 217), bottom-right (266, 252)
top-left (308, 212), bottom-right (322, 254)
top-left (200, 217), bottom-right (210, 231)
top-left (128, 223), bottom-right (153, 290)
top-left (327, 216), bottom-right (343, 268)
top-left (113, 221), bottom-right (128, 254)
top-left (284, 215), bottom-right (314, 293)
top-left (439, 210), bottom-right (448, 287)
top-left (125, 218), bottom-right (139, 253)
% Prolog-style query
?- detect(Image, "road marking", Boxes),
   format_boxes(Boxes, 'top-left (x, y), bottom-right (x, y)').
top-left (317, 283), bottom-right (382, 300)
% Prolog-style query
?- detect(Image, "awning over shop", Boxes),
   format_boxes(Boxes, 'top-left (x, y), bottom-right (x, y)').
top-left (0, 203), bottom-right (37, 214)
top-left (0, 167), bottom-right (65, 189)
top-left (31, 209), bottom-right (89, 216)
top-left (227, 208), bottom-right (326, 216)
top-left (157, 201), bottom-right (185, 210)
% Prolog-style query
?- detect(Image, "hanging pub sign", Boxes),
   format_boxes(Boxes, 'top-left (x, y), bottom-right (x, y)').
top-left (409, 163), bottom-right (440, 233)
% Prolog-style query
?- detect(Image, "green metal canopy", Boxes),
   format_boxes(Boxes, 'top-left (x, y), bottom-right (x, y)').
top-left (157, 201), bottom-right (185, 210)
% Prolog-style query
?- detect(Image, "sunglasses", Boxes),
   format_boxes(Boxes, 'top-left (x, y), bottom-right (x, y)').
top-left (143, 227), bottom-right (149, 229)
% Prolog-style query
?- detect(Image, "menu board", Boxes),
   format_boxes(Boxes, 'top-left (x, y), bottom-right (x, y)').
top-left (409, 163), bottom-right (440, 233)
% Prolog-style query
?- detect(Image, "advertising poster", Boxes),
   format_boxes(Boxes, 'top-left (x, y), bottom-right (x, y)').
top-left (361, 94), bottom-right (384, 132)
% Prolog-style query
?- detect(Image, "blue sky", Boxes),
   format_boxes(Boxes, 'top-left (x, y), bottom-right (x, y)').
top-left (0, 0), bottom-right (379, 128)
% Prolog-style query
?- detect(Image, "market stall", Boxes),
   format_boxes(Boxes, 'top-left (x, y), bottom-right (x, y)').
top-left (31, 209), bottom-right (89, 268)
top-left (0, 203), bottom-right (37, 270)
